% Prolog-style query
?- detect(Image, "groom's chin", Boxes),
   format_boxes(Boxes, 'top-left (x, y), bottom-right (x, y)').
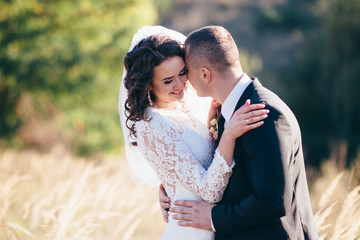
top-left (195, 91), bottom-right (206, 97)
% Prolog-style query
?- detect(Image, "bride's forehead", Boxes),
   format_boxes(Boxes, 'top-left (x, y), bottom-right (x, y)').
top-left (154, 56), bottom-right (185, 75)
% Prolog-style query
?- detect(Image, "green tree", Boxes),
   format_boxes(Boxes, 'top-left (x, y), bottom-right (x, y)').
top-left (254, 0), bottom-right (360, 166)
top-left (0, 0), bottom-right (160, 155)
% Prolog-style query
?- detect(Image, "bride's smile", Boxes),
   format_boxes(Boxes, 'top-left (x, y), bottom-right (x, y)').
top-left (151, 56), bottom-right (188, 108)
top-left (170, 89), bottom-right (183, 96)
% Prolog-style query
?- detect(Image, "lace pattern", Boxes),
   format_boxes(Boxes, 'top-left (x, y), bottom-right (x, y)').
top-left (136, 106), bottom-right (234, 203)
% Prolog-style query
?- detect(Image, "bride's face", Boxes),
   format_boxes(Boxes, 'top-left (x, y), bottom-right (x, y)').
top-left (151, 56), bottom-right (188, 108)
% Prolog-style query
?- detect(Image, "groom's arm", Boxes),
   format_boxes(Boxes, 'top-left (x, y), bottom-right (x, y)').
top-left (212, 105), bottom-right (294, 234)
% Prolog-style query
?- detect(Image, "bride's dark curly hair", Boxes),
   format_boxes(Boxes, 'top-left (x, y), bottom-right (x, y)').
top-left (123, 34), bottom-right (184, 141)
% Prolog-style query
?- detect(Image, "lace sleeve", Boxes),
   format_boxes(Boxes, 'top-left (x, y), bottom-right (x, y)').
top-left (136, 114), bottom-right (234, 203)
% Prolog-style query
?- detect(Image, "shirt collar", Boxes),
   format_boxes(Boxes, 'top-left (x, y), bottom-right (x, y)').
top-left (222, 73), bottom-right (252, 123)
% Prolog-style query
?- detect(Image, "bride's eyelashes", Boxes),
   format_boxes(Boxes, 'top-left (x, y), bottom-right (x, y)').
top-left (179, 67), bottom-right (188, 76)
top-left (164, 79), bottom-right (173, 84)
top-left (162, 76), bottom-right (174, 84)
top-left (163, 68), bottom-right (188, 85)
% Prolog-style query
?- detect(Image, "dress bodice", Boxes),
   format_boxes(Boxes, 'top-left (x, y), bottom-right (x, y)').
top-left (135, 105), bottom-right (234, 239)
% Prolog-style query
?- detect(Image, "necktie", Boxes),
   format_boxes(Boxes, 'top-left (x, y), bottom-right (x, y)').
top-left (216, 114), bottom-right (225, 146)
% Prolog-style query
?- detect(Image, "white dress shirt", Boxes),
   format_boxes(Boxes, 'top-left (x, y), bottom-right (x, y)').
top-left (221, 73), bottom-right (252, 126)
top-left (210, 73), bottom-right (252, 232)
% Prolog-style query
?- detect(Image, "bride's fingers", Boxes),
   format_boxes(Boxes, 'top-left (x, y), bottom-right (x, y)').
top-left (243, 113), bottom-right (268, 125)
top-left (162, 209), bottom-right (169, 218)
top-left (245, 120), bottom-right (265, 131)
top-left (239, 102), bottom-right (265, 113)
top-left (238, 109), bottom-right (269, 120)
top-left (241, 104), bottom-right (267, 114)
top-left (244, 99), bottom-right (251, 106)
top-left (160, 201), bottom-right (171, 210)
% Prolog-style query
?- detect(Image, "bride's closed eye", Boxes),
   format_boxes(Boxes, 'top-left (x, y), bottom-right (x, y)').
top-left (162, 76), bottom-right (174, 84)
top-left (164, 79), bottom-right (173, 84)
top-left (162, 66), bottom-right (187, 84)
top-left (179, 66), bottom-right (188, 76)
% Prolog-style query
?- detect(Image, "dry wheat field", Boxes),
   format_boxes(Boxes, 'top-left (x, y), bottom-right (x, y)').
top-left (0, 147), bottom-right (359, 240)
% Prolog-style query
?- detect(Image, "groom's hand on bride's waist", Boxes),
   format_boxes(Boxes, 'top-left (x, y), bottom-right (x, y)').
top-left (159, 184), bottom-right (171, 223)
top-left (170, 200), bottom-right (215, 231)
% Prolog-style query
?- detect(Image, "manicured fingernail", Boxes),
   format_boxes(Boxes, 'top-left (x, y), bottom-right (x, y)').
top-left (263, 114), bottom-right (268, 118)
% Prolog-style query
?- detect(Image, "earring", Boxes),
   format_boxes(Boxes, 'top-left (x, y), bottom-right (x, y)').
top-left (147, 90), bottom-right (153, 106)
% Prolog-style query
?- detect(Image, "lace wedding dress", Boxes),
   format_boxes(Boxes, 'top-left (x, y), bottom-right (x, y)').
top-left (136, 103), bottom-right (234, 240)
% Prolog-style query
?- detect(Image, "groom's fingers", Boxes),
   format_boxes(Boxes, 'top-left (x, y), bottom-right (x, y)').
top-left (172, 213), bottom-right (193, 221)
top-left (162, 209), bottom-right (169, 217)
top-left (169, 206), bottom-right (192, 214)
top-left (159, 184), bottom-right (171, 203)
top-left (160, 202), bottom-right (171, 210)
top-left (162, 210), bottom-right (169, 223)
top-left (159, 184), bottom-right (171, 211)
top-left (247, 121), bottom-right (265, 130)
top-left (173, 200), bottom-right (197, 207)
top-left (177, 220), bottom-right (194, 227)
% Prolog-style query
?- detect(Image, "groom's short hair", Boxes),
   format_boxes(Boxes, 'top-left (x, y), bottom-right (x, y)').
top-left (185, 26), bottom-right (240, 72)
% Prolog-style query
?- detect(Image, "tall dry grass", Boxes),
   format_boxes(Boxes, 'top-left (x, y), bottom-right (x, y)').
top-left (0, 147), bottom-right (165, 240)
top-left (1, 147), bottom-right (359, 239)
top-left (311, 159), bottom-right (360, 240)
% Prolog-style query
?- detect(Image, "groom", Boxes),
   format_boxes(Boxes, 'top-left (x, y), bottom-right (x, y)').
top-left (160, 26), bottom-right (318, 239)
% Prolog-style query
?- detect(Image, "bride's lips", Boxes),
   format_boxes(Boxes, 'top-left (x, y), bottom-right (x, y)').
top-left (171, 89), bottom-right (183, 96)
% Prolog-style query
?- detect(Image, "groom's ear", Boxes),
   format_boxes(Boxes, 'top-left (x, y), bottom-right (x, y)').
top-left (200, 67), bottom-right (211, 85)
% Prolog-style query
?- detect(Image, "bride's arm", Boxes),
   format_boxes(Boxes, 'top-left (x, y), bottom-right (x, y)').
top-left (137, 104), bottom-right (268, 203)
top-left (137, 116), bottom-right (231, 203)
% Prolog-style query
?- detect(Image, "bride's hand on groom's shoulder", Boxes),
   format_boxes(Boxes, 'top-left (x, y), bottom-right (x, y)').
top-left (225, 99), bottom-right (269, 140)
top-left (159, 184), bottom-right (171, 223)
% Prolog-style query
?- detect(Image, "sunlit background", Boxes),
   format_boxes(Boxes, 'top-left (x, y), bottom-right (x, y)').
top-left (1, 0), bottom-right (360, 239)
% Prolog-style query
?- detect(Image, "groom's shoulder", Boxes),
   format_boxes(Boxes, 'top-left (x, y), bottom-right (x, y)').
top-left (250, 78), bottom-right (296, 116)
top-left (249, 78), bottom-right (281, 102)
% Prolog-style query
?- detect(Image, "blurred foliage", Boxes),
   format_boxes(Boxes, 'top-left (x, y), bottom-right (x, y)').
top-left (1, 0), bottom-right (359, 165)
top-left (253, 0), bottom-right (360, 167)
top-left (0, 0), bottom-right (164, 155)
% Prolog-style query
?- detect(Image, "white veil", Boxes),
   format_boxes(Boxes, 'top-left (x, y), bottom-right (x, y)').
top-left (119, 26), bottom-right (211, 187)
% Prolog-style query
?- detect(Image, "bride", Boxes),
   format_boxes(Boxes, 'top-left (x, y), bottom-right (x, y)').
top-left (119, 26), bottom-right (268, 240)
